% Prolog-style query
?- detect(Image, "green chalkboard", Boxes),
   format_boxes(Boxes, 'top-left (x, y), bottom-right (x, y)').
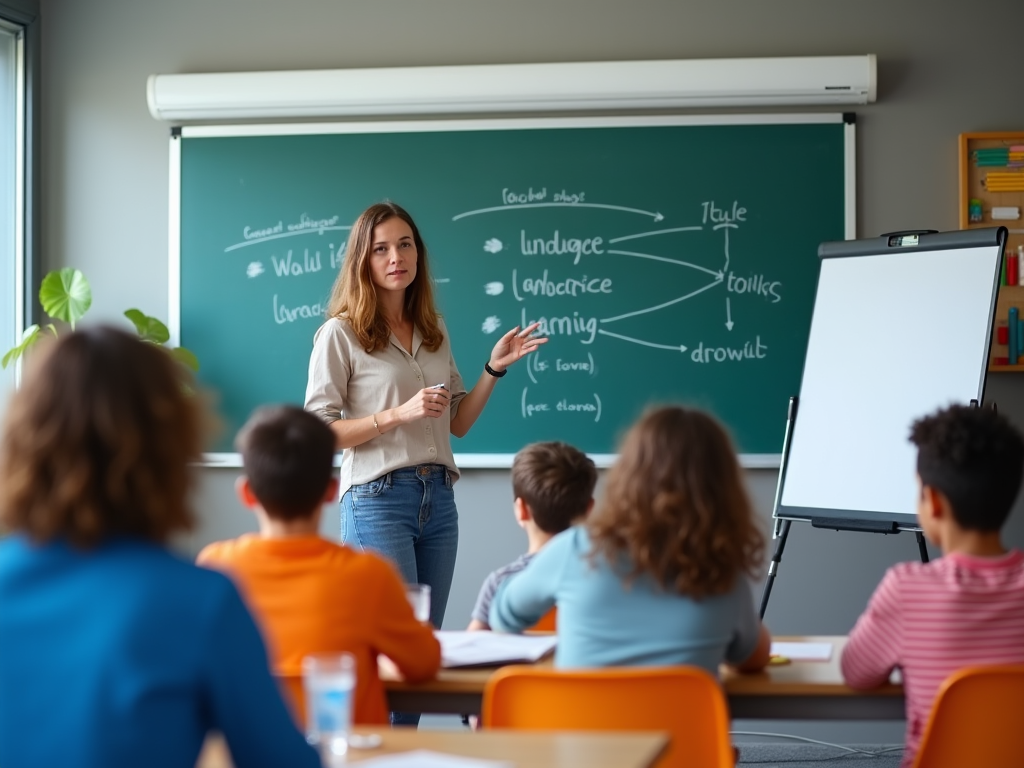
top-left (174, 116), bottom-right (852, 461)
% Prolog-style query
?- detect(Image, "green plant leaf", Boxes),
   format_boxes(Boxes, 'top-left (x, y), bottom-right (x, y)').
top-left (40, 269), bottom-right (92, 329)
top-left (169, 346), bottom-right (200, 372)
top-left (124, 309), bottom-right (170, 344)
top-left (1, 324), bottom-right (41, 369)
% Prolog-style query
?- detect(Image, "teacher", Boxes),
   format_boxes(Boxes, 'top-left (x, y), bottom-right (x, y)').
top-left (305, 201), bottom-right (545, 629)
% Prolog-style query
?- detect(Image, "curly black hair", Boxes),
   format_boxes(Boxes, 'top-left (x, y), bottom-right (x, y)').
top-left (910, 404), bottom-right (1024, 531)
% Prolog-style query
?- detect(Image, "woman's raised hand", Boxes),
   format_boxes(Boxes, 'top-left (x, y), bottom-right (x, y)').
top-left (396, 386), bottom-right (451, 423)
top-left (488, 323), bottom-right (548, 373)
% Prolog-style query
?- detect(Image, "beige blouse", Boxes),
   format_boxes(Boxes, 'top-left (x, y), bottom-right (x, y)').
top-left (304, 316), bottom-right (467, 497)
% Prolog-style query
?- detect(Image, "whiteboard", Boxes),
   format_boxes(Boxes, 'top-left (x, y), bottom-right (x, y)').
top-left (776, 230), bottom-right (1004, 528)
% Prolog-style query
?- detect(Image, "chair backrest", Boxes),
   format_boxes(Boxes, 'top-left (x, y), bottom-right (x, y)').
top-left (482, 666), bottom-right (733, 768)
top-left (911, 664), bottom-right (1024, 768)
top-left (530, 606), bottom-right (557, 632)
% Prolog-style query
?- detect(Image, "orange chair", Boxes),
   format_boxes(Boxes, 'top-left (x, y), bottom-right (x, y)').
top-left (911, 664), bottom-right (1024, 768)
top-left (482, 666), bottom-right (733, 768)
top-left (530, 606), bottom-right (557, 632)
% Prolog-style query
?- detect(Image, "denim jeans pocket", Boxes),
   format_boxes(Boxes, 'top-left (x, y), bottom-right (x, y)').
top-left (352, 473), bottom-right (391, 499)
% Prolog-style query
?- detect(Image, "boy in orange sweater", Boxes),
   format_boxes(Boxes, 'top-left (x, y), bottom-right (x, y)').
top-left (198, 405), bottom-right (440, 726)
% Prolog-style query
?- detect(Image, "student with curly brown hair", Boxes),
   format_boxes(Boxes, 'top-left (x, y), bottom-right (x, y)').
top-left (489, 405), bottom-right (771, 673)
top-left (0, 327), bottom-right (318, 768)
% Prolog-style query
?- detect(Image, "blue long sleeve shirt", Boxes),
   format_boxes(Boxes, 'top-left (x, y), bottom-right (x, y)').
top-left (0, 535), bottom-right (320, 768)
top-left (489, 526), bottom-right (761, 673)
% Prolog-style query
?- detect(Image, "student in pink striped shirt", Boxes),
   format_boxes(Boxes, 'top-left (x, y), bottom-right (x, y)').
top-left (841, 404), bottom-right (1024, 767)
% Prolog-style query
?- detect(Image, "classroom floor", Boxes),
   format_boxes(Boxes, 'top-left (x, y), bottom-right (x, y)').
top-left (734, 742), bottom-right (902, 767)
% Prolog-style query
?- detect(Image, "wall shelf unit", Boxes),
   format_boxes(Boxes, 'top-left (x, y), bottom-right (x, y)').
top-left (959, 131), bottom-right (1024, 371)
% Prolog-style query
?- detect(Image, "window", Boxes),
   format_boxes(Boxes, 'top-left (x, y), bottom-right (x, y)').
top-left (0, 18), bottom-right (22, 407)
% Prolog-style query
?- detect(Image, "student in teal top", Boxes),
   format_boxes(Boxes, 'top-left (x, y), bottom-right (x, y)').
top-left (0, 327), bottom-right (319, 768)
top-left (490, 405), bottom-right (772, 674)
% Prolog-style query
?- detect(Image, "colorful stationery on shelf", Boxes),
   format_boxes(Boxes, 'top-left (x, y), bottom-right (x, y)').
top-left (973, 146), bottom-right (1024, 167)
top-left (974, 146), bottom-right (1024, 192)
top-left (983, 172), bottom-right (1024, 193)
top-left (435, 631), bottom-right (557, 668)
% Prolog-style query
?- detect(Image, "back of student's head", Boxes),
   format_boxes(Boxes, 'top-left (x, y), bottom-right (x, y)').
top-left (237, 405), bottom-right (336, 521)
top-left (511, 441), bottom-right (596, 534)
top-left (589, 405), bottom-right (764, 599)
top-left (0, 325), bottom-right (206, 547)
top-left (910, 403), bottom-right (1024, 531)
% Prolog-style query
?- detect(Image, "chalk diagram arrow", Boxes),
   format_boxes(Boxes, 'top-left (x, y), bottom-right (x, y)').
top-left (726, 297), bottom-right (734, 331)
top-left (597, 329), bottom-right (687, 353)
top-left (607, 226), bottom-right (703, 244)
top-left (591, 224), bottom-right (733, 351)
top-left (599, 278), bottom-right (724, 324)
top-left (605, 249), bottom-right (723, 280)
top-left (719, 223), bottom-right (734, 275)
top-left (452, 202), bottom-right (664, 222)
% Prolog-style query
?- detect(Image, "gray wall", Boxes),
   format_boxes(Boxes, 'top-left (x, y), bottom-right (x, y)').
top-left (40, 0), bottom-right (1024, 741)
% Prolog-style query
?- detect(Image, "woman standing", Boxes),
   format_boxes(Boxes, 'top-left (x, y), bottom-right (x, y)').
top-left (305, 201), bottom-right (545, 629)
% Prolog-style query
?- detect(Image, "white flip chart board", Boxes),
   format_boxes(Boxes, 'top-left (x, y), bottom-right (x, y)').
top-left (776, 229), bottom-right (1004, 529)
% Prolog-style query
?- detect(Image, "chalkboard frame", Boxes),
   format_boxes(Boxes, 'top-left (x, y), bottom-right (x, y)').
top-left (773, 228), bottom-right (1005, 530)
top-left (168, 113), bottom-right (857, 467)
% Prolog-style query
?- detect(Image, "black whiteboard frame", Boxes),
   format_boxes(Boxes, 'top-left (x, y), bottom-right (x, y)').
top-left (167, 113), bottom-right (857, 468)
top-left (772, 227), bottom-right (1007, 532)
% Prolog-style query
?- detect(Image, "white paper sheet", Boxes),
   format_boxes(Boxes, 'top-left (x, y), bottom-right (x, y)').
top-left (353, 749), bottom-right (514, 768)
top-left (436, 631), bottom-right (557, 668)
top-left (770, 641), bottom-right (833, 661)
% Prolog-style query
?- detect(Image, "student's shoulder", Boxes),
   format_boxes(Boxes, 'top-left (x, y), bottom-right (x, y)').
top-left (873, 558), bottom-right (947, 600)
top-left (123, 542), bottom-right (246, 619)
top-left (489, 551), bottom-right (535, 582)
top-left (557, 524), bottom-right (591, 553)
top-left (323, 542), bottom-right (402, 583)
top-left (196, 533), bottom-right (262, 567)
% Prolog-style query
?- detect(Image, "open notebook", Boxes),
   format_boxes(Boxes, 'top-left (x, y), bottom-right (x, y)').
top-left (436, 631), bottom-right (557, 669)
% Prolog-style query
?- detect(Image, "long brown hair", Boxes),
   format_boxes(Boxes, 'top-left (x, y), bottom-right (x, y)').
top-left (325, 201), bottom-right (443, 353)
top-left (588, 406), bottom-right (764, 598)
top-left (0, 326), bottom-right (207, 547)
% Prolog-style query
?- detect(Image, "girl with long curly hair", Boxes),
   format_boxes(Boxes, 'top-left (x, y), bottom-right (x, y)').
top-left (490, 405), bottom-right (771, 673)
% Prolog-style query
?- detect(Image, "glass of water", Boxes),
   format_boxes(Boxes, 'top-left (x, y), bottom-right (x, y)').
top-left (405, 583), bottom-right (431, 624)
top-left (302, 652), bottom-right (355, 767)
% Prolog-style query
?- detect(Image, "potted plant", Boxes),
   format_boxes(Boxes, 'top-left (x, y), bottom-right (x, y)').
top-left (2, 268), bottom-right (198, 370)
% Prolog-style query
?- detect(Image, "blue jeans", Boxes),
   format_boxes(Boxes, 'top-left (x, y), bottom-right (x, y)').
top-left (340, 464), bottom-right (459, 630)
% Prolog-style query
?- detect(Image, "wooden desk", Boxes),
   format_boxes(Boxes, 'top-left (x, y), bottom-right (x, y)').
top-left (384, 636), bottom-right (905, 721)
top-left (197, 727), bottom-right (668, 768)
